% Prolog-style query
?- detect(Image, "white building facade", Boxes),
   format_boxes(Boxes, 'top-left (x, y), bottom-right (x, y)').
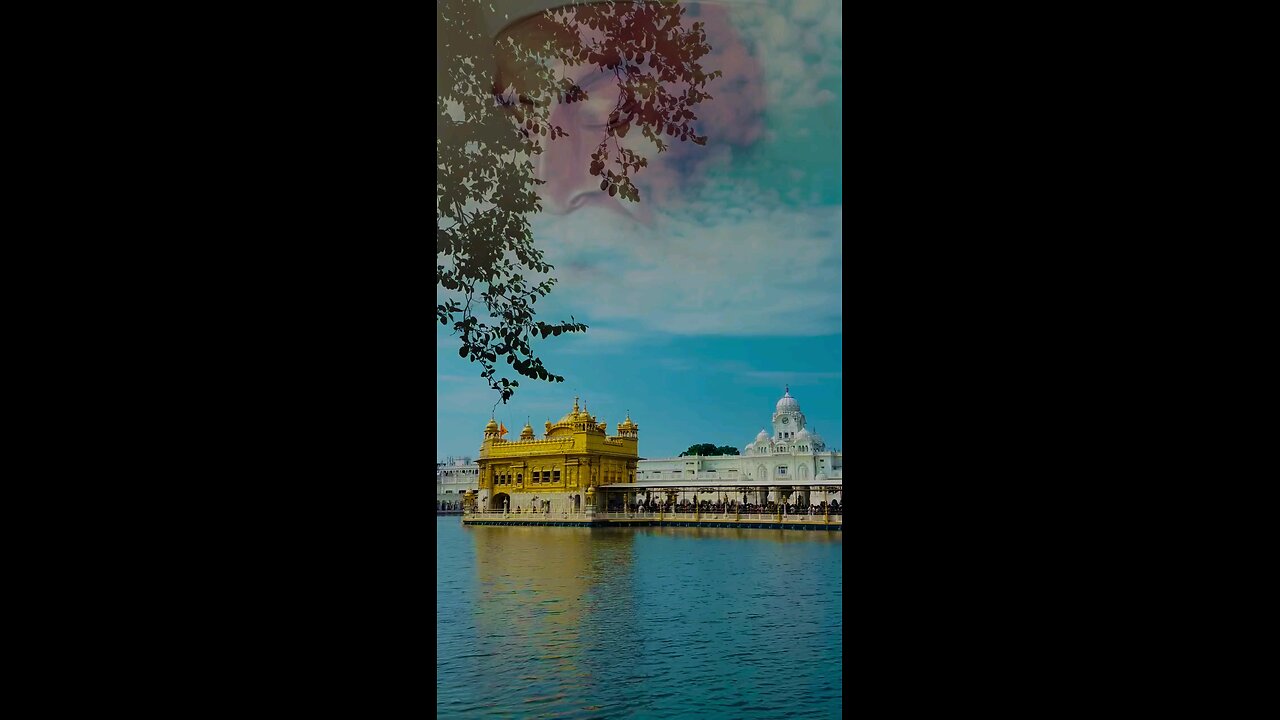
top-left (636, 387), bottom-right (842, 506)
top-left (436, 456), bottom-right (479, 506)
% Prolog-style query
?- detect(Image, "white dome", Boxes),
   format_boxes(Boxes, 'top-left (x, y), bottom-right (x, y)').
top-left (776, 386), bottom-right (800, 413)
top-left (755, 428), bottom-right (770, 442)
top-left (795, 428), bottom-right (812, 441)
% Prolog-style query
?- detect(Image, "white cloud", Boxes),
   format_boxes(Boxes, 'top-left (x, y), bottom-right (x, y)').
top-left (790, 0), bottom-right (827, 24)
top-left (436, 363), bottom-right (618, 428)
top-left (739, 370), bottom-right (841, 385)
top-left (439, 0), bottom-right (843, 348)
top-left (530, 199), bottom-right (841, 338)
top-left (801, 29), bottom-right (822, 55)
top-left (732, 0), bottom-right (841, 113)
top-left (548, 325), bottom-right (638, 355)
top-left (436, 371), bottom-right (508, 422)
top-left (656, 357), bottom-right (695, 372)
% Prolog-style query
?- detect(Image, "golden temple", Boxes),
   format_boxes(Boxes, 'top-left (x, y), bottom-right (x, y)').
top-left (469, 396), bottom-right (639, 513)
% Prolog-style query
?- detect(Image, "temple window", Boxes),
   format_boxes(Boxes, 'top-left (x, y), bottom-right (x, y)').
top-left (553, 470), bottom-right (561, 483)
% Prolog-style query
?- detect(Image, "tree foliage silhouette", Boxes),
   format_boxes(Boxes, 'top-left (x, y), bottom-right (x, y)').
top-left (437, 0), bottom-right (720, 403)
top-left (678, 443), bottom-right (740, 457)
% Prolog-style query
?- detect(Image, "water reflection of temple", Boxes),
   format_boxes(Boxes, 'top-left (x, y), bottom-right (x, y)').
top-left (471, 525), bottom-right (598, 638)
top-left (468, 525), bottom-right (642, 705)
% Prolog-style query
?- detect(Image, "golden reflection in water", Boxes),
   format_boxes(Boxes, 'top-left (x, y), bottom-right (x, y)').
top-left (466, 524), bottom-right (836, 648)
top-left (468, 525), bottom-right (639, 685)
top-left (461, 522), bottom-right (837, 712)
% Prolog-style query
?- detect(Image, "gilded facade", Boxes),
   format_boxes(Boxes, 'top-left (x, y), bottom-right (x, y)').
top-left (475, 397), bottom-right (638, 513)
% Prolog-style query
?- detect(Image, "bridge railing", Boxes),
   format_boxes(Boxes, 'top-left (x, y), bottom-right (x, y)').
top-left (462, 509), bottom-right (841, 523)
top-left (465, 509), bottom-right (591, 518)
top-left (594, 511), bottom-right (842, 523)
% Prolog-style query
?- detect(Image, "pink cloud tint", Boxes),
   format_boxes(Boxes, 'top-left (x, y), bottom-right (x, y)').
top-left (498, 3), bottom-right (765, 224)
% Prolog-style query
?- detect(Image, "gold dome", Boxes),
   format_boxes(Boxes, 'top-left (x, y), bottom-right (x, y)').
top-left (485, 418), bottom-right (498, 432)
top-left (555, 396), bottom-right (599, 425)
top-left (556, 396), bottom-right (583, 425)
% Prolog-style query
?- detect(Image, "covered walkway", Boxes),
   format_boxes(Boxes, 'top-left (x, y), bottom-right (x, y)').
top-left (596, 478), bottom-right (842, 513)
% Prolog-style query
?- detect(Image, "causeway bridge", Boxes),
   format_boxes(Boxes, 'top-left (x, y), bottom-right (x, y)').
top-left (461, 509), bottom-right (842, 531)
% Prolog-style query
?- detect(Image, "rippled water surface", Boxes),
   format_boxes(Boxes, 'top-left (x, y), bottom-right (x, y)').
top-left (437, 517), bottom-right (842, 719)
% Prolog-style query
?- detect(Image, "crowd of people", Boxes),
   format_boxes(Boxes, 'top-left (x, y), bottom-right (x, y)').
top-left (607, 499), bottom-right (841, 515)
top-left (445, 497), bottom-right (843, 515)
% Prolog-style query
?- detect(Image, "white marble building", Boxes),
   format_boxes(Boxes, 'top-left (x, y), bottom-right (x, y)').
top-left (436, 456), bottom-right (479, 506)
top-left (635, 387), bottom-right (842, 506)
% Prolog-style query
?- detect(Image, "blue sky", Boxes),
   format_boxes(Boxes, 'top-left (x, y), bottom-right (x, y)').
top-left (438, 0), bottom-right (842, 460)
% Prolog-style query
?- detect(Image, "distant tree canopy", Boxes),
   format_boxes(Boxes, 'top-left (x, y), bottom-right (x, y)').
top-left (437, 0), bottom-right (720, 404)
top-left (679, 443), bottom-right (740, 457)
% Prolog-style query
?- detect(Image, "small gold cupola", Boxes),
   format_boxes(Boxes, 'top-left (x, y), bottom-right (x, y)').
top-left (617, 411), bottom-right (638, 437)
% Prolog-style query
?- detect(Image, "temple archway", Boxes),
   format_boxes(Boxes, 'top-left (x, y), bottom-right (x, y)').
top-left (491, 492), bottom-right (510, 512)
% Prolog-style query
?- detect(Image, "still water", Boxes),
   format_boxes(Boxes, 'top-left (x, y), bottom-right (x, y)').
top-left (437, 517), bottom-right (842, 719)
